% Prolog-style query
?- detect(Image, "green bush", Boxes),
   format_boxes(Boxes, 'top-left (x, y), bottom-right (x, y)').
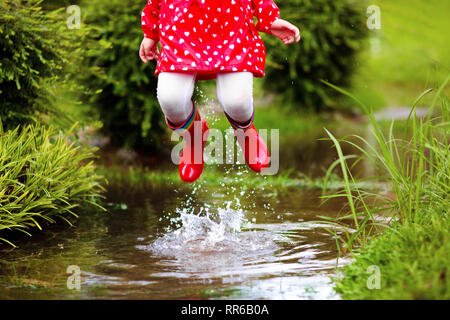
top-left (0, 123), bottom-right (105, 247)
top-left (41, 0), bottom-right (80, 10)
top-left (82, 0), bottom-right (165, 151)
top-left (263, 0), bottom-right (368, 110)
top-left (0, 0), bottom-right (96, 129)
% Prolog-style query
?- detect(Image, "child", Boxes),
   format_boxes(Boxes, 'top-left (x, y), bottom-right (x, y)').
top-left (139, 0), bottom-right (300, 183)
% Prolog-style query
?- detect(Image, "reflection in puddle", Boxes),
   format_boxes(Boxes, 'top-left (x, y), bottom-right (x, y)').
top-left (0, 117), bottom-right (382, 299)
top-left (0, 181), bottom-right (355, 300)
top-left (132, 196), bottom-right (353, 299)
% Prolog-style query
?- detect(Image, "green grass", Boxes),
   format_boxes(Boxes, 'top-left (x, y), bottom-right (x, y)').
top-left (99, 165), bottom-right (352, 190)
top-left (321, 76), bottom-right (449, 299)
top-left (0, 123), bottom-right (106, 247)
top-left (334, 205), bottom-right (449, 299)
top-left (344, 0), bottom-right (450, 110)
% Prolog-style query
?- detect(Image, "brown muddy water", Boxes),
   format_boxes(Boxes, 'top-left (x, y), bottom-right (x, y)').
top-left (0, 178), bottom-right (355, 299)
top-left (0, 114), bottom-right (383, 300)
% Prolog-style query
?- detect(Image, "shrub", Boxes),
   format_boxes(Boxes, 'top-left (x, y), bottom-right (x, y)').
top-left (81, 0), bottom-right (166, 151)
top-left (263, 0), bottom-right (368, 110)
top-left (0, 0), bottom-right (96, 129)
top-left (0, 123), bottom-right (105, 247)
top-left (42, 0), bottom-right (80, 10)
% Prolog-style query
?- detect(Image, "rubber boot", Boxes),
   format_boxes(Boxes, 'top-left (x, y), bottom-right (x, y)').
top-left (225, 111), bottom-right (270, 173)
top-left (166, 101), bottom-right (209, 183)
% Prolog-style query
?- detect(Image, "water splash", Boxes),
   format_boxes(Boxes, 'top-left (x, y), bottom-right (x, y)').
top-left (141, 202), bottom-right (279, 258)
top-left (137, 203), bottom-right (282, 278)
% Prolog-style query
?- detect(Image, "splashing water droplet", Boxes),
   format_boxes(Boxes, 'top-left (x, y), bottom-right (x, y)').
top-left (138, 201), bottom-right (279, 261)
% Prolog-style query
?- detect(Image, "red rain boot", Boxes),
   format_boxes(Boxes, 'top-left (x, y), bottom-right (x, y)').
top-left (226, 112), bottom-right (270, 173)
top-left (166, 101), bottom-right (209, 183)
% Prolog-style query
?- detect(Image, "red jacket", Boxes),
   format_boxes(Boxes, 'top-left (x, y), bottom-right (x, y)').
top-left (141, 0), bottom-right (280, 80)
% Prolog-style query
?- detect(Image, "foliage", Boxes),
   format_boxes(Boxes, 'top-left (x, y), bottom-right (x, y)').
top-left (321, 76), bottom-right (449, 298)
top-left (81, 0), bottom-right (165, 151)
top-left (334, 207), bottom-right (449, 299)
top-left (349, 0), bottom-right (450, 109)
top-left (0, 0), bottom-right (98, 129)
top-left (41, 0), bottom-right (80, 10)
top-left (98, 165), bottom-right (351, 190)
top-left (263, 0), bottom-right (368, 110)
top-left (0, 123), bottom-right (105, 247)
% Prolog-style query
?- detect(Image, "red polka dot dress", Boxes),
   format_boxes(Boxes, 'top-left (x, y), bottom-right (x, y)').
top-left (141, 0), bottom-right (280, 80)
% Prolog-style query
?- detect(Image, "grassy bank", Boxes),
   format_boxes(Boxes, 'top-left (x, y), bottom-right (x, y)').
top-left (0, 124), bottom-right (105, 247)
top-left (335, 205), bottom-right (449, 299)
top-left (99, 164), bottom-right (369, 191)
top-left (323, 78), bottom-right (449, 299)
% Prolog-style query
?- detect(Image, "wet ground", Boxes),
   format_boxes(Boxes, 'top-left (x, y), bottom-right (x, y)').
top-left (1, 110), bottom-right (395, 299)
top-left (0, 180), bottom-right (354, 299)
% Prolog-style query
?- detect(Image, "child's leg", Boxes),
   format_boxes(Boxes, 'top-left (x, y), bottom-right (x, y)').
top-left (216, 72), bottom-right (254, 124)
top-left (216, 72), bottom-right (269, 172)
top-left (157, 72), bottom-right (197, 125)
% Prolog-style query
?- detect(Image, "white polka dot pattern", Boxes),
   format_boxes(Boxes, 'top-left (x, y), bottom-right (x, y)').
top-left (141, 0), bottom-right (280, 80)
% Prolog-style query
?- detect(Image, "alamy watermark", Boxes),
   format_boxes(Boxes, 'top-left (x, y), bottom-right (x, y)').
top-left (66, 5), bottom-right (81, 30)
top-left (366, 5), bottom-right (382, 54)
top-left (170, 124), bottom-right (279, 175)
top-left (366, 5), bottom-right (382, 30)
top-left (67, 265), bottom-right (81, 290)
top-left (366, 265), bottom-right (381, 290)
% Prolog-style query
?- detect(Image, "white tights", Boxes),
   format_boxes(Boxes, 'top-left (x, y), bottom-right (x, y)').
top-left (156, 72), bottom-right (254, 125)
